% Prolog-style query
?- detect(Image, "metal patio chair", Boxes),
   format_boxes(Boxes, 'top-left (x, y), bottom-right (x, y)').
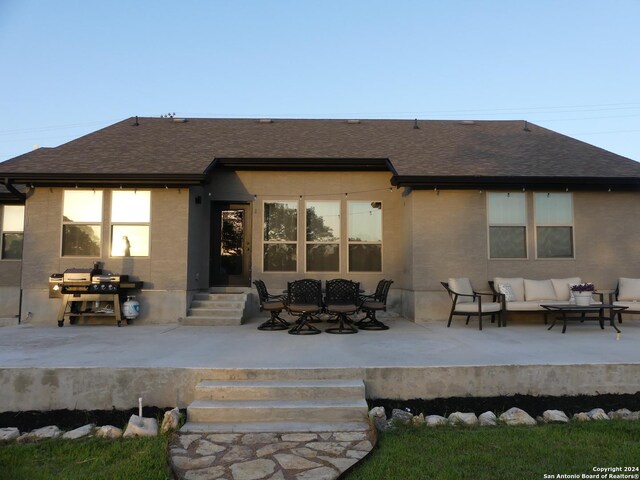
top-left (286, 279), bottom-right (323, 335)
top-left (441, 278), bottom-right (502, 331)
top-left (324, 279), bottom-right (360, 334)
top-left (253, 279), bottom-right (289, 331)
top-left (355, 279), bottom-right (393, 331)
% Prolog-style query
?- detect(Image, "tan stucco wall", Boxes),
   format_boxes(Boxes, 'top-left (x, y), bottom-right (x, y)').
top-left (20, 187), bottom-right (190, 324)
top-left (409, 190), bottom-right (640, 322)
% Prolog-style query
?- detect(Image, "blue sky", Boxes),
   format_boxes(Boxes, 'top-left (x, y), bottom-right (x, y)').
top-left (1, 0), bottom-right (639, 162)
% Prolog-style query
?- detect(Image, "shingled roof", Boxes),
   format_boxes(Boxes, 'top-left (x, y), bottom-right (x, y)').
top-left (1, 117), bottom-right (639, 189)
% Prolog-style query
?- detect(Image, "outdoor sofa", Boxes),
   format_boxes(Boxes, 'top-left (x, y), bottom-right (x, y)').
top-left (611, 277), bottom-right (640, 323)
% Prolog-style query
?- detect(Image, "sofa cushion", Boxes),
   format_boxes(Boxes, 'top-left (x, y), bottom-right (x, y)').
top-left (494, 277), bottom-right (524, 302)
top-left (524, 279), bottom-right (557, 301)
top-left (455, 302), bottom-right (501, 313)
top-left (613, 301), bottom-right (640, 311)
top-left (448, 277), bottom-right (474, 303)
top-left (618, 278), bottom-right (640, 301)
top-left (498, 283), bottom-right (515, 302)
top-left (551, 277), bottom-right (582, 301)
top-left (506, 300), bottom-right (564, 311)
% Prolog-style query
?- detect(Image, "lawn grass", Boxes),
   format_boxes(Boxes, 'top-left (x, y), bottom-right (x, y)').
top-left (0, 435), bottom-right (172, 480)
top-left (346, 420), bottom-right (640, 480)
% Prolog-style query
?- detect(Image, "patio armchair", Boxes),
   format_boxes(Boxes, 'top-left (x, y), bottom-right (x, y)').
top-left (253, 279), bottom-right (289, 331)
top-left (355, 279), bottom-right (393, 330)
top-left (442, 278), bottom-right (503, 330)
top-left (285, 279), bottom-right (324, 335)
top-left (324, 279), bottom-right (360, 334)
top-left (611, 277), bottom-right (640, 324)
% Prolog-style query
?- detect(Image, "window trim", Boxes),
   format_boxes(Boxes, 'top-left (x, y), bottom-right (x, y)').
top-left (262, 199), bottom-right (299, 273)
top-left (109, 190), bottom-right (151, 258)
top-left (1, 204), bottom-right (25, 261)
top-left (486, 192), bottom-right (528, 260)
top-left (534, 192), bottom-right (575, 260)
top-left (61, 189), bottom-right (103, 258)
top-left (304, 199), bottom-right (341, 274)
top-left (347, 200), bottom-right (383, 273)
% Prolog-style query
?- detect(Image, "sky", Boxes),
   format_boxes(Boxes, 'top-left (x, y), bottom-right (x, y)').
top-left (1, 0), bottom-right (639, 162)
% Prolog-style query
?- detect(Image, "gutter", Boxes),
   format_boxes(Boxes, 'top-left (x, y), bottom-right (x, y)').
top-left (3, 178), bottom-right (26, 202)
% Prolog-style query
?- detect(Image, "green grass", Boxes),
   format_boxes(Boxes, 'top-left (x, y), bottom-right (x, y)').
top-left (346, 421), bottom-right (640, 480)
top-left (0, 436), bottom-right (172, 480)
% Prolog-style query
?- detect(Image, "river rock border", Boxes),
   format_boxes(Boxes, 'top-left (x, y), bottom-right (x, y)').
top-left (370, 406), bottom-right (640, 431)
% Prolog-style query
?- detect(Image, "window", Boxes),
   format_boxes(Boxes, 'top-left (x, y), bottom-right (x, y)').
top-left (263, 201), bottom-right (297, 272)
top-left (1, 205), bottom-right (24, 259)
top-left (306, 201), bottom-right (340, 272)
top-left (348, 201), bottom-right (382, 272)
top-left (111, 191), bottom-right (150, 257)
top-left (62, 190), bottom-right (102, 256)
top-left (535, 193), bottom-right (573, 258)
top-left (487, 192), bottom-right (527, 259)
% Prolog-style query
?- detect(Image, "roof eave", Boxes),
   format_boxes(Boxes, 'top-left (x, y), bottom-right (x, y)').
top-left (3, 173), bottom-right (205, 188)
top-left (211, 157), bottom-right (393, 171)
top-left (391, 175), bottom-right (640, 191)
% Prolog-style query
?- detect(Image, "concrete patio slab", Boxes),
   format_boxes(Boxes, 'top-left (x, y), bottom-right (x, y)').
top-left (1, 316), bottom-right (639, 411)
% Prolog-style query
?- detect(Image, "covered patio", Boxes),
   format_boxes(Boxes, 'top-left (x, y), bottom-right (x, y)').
top-left (1, 315), bottom-right (639, 412)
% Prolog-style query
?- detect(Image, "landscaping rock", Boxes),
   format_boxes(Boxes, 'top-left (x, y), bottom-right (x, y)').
top-left (608, 408), bottom-right (634, 420)
top-left (62, 424), bottom-right (95, 440)
top-left (448, 412), bottom-right (478, 426)
top-left (95, 425), bottom-right (123, 439)
top-left (0, 427), bottom-right (20, 442)
top-left (123, 414), bottom-right (158, 438)
top-left (499, 407), bottom-right (536, 426)
top-left (425, 415), bottom-right (448, 427)
top-left (390, 408), bottom-right (413, 426)
top-left (587, 408), bottom-right (609, 421)
top-left (161, 407), bottom-right (181, 433)
top-left (369, 407), bottom-right (390, 431)
top-left (478, 411), bottom-right (497, 426)
top-left (20, 425), bottom-right (63, 442)
top-left (542, 410), bottom-right (569, 424)
top-left (573, 412), bottom-right (590, 422)
top-left (412, 413), bottom-right (425, 426)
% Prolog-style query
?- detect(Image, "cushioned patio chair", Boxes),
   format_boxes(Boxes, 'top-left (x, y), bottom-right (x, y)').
top-left (324, 279), bottom-right (360, 334)
top-left (285, 279), bottom-right (323, 335)
top-left (441, 278), bottom-right (503, 330)
top-left (355, 279), bottom-right (393, 331)
top-left (253, 279), bottom-right (289, 331)
top-left (611, 277), bottom-right (640, 324)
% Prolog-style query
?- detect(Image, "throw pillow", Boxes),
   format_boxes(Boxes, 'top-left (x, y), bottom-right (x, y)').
top-left (498, 283), bottom-right (515, 302)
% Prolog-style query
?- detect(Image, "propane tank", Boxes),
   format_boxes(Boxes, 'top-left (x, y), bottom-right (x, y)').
top-left (122, 296), bottom-right (140, 320)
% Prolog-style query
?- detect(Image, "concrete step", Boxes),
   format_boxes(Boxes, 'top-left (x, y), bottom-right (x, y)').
top-left (187, 398), bottom-right (369, 424)
top-left (180, 317), bottom-right (242, 326)
top-left (180, 420), bottom-right (371, 434)
top-left (195, 379), bottom-right (365, 401)
top-left (190, 300), bottom-right (244, 309)
top-left (193, 293), bottom-right (246, 302)
top-left (187, 308), bottom-right (244, 318)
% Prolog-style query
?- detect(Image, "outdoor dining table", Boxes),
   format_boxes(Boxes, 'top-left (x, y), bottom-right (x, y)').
top-left (541, 303), bottom-right (626, 334)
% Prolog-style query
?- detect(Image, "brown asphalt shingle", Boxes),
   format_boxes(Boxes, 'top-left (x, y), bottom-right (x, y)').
top-left (0, 117), bottom-right (638, 178)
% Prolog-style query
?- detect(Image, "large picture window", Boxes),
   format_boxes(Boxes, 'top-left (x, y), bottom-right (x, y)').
top-left (62, 190), bottom-right (102, 256)
top-left (263, 201), bottom-right (297, 272)
top-left (111, 190), bottom-right (150, 257)
top-left (306, 201), bottom-right (340, 272)
top-left (1, 205), bottom-right (24, 260)
top-left (348, 201), bottom-right (382, 272)
top-left (535, 193), bottom-right (574, 258)
top-left (487, 192), bottom-right (527, 259)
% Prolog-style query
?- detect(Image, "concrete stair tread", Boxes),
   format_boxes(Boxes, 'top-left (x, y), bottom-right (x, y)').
top-left (180, 420), bottom-right (371, 433)
top-left (189, 399), bottom-right (367, 408)
top-left (197, 379), bottom-right (364, 389)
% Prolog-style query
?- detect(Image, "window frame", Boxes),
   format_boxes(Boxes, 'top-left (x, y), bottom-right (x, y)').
top-left (109, 190), bottom-right (151, 258)
top-left (1, 204), bottom-right (25, 260)
top-left (486, 192), bottom-right (528, 260)
top-left (534, 192), bottom-right (575, 260)
top-left (304, 199), bottom-right (341, 273)
top-left (262, 199), bottom-right (299, 272)
top-left (61, 189), bottom-right (103, 258)
top-left (347, 200), bottom-right (383, 273)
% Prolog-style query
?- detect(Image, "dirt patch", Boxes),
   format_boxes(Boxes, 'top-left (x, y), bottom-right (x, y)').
top-left (369, 392), bottom-right (640, 418)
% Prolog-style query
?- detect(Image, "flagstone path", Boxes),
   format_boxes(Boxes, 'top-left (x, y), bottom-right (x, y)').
top-left (169, 429), bottom-right (375, 480)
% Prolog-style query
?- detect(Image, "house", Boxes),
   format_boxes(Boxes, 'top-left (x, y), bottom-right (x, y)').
top-left (1, 117), bottom-right (640, 325)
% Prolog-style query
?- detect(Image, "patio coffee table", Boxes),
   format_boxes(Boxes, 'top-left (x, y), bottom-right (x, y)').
top-left (541, 304), bottom-right (625, 334)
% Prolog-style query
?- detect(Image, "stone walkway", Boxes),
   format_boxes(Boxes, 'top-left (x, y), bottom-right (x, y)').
top-left (169, 429), bottom-right (376, 480)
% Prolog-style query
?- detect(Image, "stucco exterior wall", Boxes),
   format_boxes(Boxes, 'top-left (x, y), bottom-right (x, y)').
top-left (409, 190), bottom-right (640, 322)
top-left (20, 187), bottom-right (190, 325)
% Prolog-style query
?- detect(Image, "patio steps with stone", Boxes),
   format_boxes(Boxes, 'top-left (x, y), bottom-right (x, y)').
top-left (183, 378), bottom-right (369, 433)
top-left (182, 292), bottom-right (246, 326)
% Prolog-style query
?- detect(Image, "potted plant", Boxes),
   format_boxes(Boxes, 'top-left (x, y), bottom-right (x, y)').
top-left (571, 283), bottom-right (595, 306)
